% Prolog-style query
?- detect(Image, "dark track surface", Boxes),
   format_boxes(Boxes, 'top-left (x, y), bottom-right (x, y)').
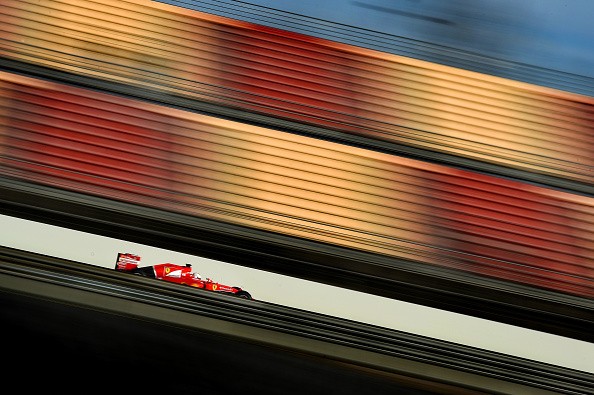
top-left (2, 292), bottom-right (443, 394)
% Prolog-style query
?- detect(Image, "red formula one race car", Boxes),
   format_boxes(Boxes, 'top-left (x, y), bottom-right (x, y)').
top-left (115, 253), bottom-right (252, 300)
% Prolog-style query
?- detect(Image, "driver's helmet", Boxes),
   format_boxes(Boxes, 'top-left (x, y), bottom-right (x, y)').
top-left (192, 272), bottom-right (202, 280)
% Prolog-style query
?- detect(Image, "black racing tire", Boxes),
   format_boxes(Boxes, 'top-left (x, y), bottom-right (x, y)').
top-left (235, 290), bottom-right (252, 300)
top-left (130, 266), bottom-right (156, 278)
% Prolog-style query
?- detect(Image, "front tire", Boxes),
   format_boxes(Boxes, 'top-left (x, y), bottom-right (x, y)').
top-left (235, 290), bottom-right (252, 300)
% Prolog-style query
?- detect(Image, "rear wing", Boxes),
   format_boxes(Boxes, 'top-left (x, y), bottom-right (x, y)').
top-left (115, 252), bottom-right (141, 271)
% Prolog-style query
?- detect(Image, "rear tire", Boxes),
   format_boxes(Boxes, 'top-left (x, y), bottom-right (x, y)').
top-left (130, 266), bottom-right (156, 278)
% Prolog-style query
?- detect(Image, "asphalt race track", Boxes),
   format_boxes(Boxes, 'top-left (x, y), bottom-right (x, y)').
top-left (2, 291), bottom-right (445, 395)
